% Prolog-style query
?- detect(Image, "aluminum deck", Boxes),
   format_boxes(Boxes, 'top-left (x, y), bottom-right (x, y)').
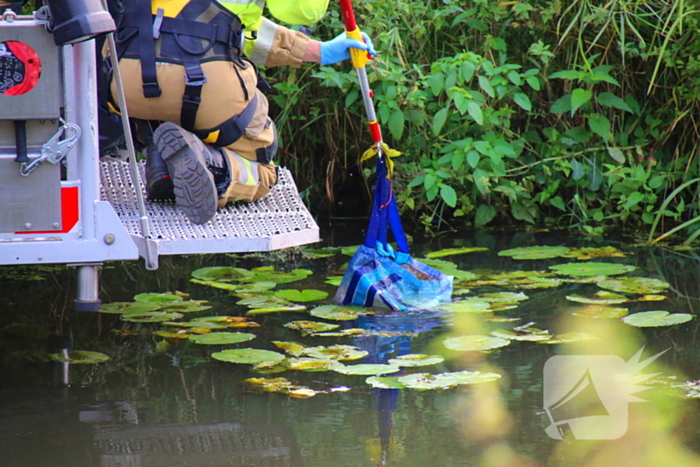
top-left (100, 158), bottom-right (320, 263)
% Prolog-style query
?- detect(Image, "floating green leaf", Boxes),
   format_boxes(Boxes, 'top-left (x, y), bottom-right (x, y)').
top-left (164, 320), bottom-right (226, 329)
top-left (426, 247), bottom-right (488, 258)
top-left (272, 341), bottom-right (308, 356)
top-left (563, 246), bottom-right (627, 260)
top-left (440, 299), bottom-right (492, 313)
top-left (159, 301), bottom-right (211, 313)
top-left (622, 311), bottom-right (693, 328)
top-left (191, 266), bottom-right (253, 282)
top-left (335, 364), bottom-right (401, 375)
top-left (273, 289), bottom-right (329, 302)
top-left (245, 377), bottom-right (321, 398)
top-left (236, 295), bottom-right (292, 308)
top-left (566, 291), bottom-right (628, 305)
top-left (284, 320), bottom-right (340, 334)
top-left (133, 293), bottom-right (183, 304)
top-left (366, 376), bottom-right (406, 389)
top-left (540, 332), bottom-right (601, 344)
top-left (597, 277), bottom-right (671, 294)
top-left (304, 248), bottom-right (339, 258)
top-left (100, 302), bottom-right (161, 314)
top-left (309, 305), bottom-right (369, 321)
top-left (443, 335), bottom-right (510, 351)
top-left (324, 276), bottom-right (344, 286)
top-left (190, 279), bottom-right (241, 291)
top-left (234, 282), bottom-right (277, 294)
top-left (49, 350), bottom-right (110, 364)
top-left (571, 305), bottom-right (629, 319)
top-left (239, 267), bottom-right (312, 284)
top-left (245, 305), bottom-right (307, 315)
top-left (549, 262), bottom-right (636, 276)
top-left (498, 246), bottom-right (570, 260)
top-left (121, 311), bottom-right (184, 323)
top-left (491, 329), bottom-right (552, 341)
top-left (188, 332), bottom-right (255, 345)
top-left (477, 292), bottom-right (529, 303)
top-left (340, 245), bottom-right (362, 256)
top-left (302, 344), bottom-right (368, 361)
top-left (388, 354), bottom-right (444, 367)
top-left (154, 330), bottom-right (192, 339)
top-left (286, 358), bottom-right (345, 372)
top-left (212, 349), bottom-right (285, 364)
top-left (418, 258), bottom-right (477, 281)
top-left (398, 370), bottom-right (501, 390)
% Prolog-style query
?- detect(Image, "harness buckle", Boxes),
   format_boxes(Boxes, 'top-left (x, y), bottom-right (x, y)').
top-left (185, 75), bottom-right (207, 87)
top-left (142, 81), bottom-right (162, 98)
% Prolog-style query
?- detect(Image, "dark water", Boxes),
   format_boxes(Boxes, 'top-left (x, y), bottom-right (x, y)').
top-left (1, 227), bottom-right (700, 467)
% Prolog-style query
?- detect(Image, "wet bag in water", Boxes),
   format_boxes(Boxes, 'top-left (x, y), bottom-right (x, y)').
top-left (334, 157), bottom-right (453, 310)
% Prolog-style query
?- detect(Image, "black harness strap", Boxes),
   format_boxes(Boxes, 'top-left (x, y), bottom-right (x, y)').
top-left (136, 0), bottom-right (161, 98)
top-left (194, 93), bottom-right (259, 147)
top-left (180, 59), bottom-right (207, 131)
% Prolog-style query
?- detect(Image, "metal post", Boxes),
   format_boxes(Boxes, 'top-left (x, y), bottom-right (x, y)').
top-left (70, 40), bottom-right (103, 311)
top-left (73, 263), bottom-right (102, 311)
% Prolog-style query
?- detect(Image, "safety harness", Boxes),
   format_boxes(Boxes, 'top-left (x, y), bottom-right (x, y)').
top-left (109, 0), bottom-right (264, 146)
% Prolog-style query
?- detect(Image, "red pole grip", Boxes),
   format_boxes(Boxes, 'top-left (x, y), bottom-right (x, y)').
top-left (339, 0), bottom-right (357, 31)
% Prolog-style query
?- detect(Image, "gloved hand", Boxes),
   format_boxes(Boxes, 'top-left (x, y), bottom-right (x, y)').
top-left (320, 32), bottom-right (376, 65)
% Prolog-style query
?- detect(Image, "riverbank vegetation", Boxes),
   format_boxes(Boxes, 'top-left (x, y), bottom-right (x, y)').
top-left (265, 0), bottom-right (700, 243)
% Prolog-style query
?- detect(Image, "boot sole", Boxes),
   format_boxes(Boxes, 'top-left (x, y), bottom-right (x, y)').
top-left (153, 123), bottom-right (218, 225)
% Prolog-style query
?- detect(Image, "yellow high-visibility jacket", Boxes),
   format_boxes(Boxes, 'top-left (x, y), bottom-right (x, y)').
top-left (218, 0), bottom-right (330, 67)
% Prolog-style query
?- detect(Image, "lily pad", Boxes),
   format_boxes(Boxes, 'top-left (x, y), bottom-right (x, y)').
top-left (440, 299), bottom-right (492, 313)
top-left (571, 305), bottom-right (629, 319)
top-left (622, 311), bottom-right (693, 328)
top-left (309, 305), bottom-right (369, 321)
top-left (284, 321), bottom-right (340, 334)
top-left (272, 341), bottom-right (308, 356)
top-left (188, 332), bottom-right (256, 345)
top-left (154, 330), bottom-right (192, 339)
top-left (164, 320), bottom-right (226, 329)
top-left (212, 349), bottom-right (286, 364)
top-left (239, 267), bottom-right (312, 284)
top-left (335, 364), bottom-right (401, 375)
top-left (397, 371), bottom-right (501, 390)
top-left (566, 291), bottom-right (628, 305)
top-left (49, 350), bottom-right (110, 364)
top-left (597, 277), bottom-right (671, 294)
top-left (563, 246), bottom-right (627, 260)
top-left (235, 282), bottom-right (278, 294)
top-left (190, 279), bottom-right (241, 291)
top-left (477, 292), bottom-right (529, 303)
top-left (324, 276), bottom-right (344, 286)
top-left (498, 246), bottom-right (571, 260)
top-left (133, 293), bottom-right (183, 304)
top-left (191, 267), bottom-right (253, 282)
top-left (388, 354), bottom-right (445, 367)
top-left (245, 305), bottom-right (307, 315)
top-left (121, 311), bottom-right (184, 323)
top-left (302, 344), bottom-right (368, 361)
top-left (193, 316), bottom-right (260, 328)
top-left (245, 377), bottom-right (321, 397)
top-left (549, 262), bottom-right (636, 277)
top-left (273, 289), bottom-right (329, 302)
top-left (304, 248), bottom-right (339, 258)
top-left (340, 245), bottom-right (362, 256)
top-left (286, 358), bottom-right (344, 371)
top-left (366, 376), bottom-right (406, 389)
top-left (443, 335), bottom-right (510, 351)
top-left (418, 258), bottom-right (477, 281)
top-left (491, 329), bottom-right (552, 341)
top-left (237, 296), bottom-right (293, 308)
top-left (540, 332), bottom-right (601, 344)
top-left (100, 302), bottom-right (160, 314)
top-left (159, 301), bottom-right (211, 313)
top-left (426, 247), bottom-right (488, 258)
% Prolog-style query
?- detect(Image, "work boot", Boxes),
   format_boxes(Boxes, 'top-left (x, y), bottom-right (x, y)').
top-left (144, 144), bottom-right (175, 201)
top-left (152, 122), bottom-right (219, 225)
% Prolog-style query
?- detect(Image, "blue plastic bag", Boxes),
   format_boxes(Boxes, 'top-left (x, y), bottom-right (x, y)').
top-left (334, 157), bottom-right (453, 310)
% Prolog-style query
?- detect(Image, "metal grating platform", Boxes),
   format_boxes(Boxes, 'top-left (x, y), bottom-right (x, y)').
top-left (100, 158), bottom-right (320, 260)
